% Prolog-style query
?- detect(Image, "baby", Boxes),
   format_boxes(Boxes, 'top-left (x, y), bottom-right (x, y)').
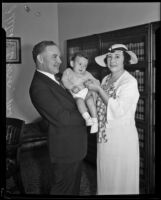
top-left (61, 52), bottom-right (100, 133)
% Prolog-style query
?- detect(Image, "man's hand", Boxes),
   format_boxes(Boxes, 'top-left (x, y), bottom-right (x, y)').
top-left (71, 86), bottom-right (81, 94)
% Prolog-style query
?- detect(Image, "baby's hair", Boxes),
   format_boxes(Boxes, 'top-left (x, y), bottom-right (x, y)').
top-left (71, 52), bottom-right (89, 61)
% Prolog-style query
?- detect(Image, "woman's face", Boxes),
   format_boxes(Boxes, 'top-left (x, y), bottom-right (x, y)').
top-left (106, 50), bottom-right (124, 73)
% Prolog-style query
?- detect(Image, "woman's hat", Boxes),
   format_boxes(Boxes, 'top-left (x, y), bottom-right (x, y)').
top-left (95, 44), bottom-right (138, 67)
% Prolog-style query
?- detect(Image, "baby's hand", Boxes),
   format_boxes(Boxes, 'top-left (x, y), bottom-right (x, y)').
top-left (71, 86), bottom-right (80, 94)
top-left (84, 79), bottom-right (94, 87)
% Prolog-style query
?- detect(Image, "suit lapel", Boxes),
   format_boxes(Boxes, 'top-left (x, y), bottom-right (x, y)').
top-left (35, 71), bottom-right (75, 102)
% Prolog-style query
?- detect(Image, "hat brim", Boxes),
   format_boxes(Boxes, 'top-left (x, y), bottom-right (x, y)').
top-left (95, 54), bottom-right (108, 67)
top-left (95, 50), bottom-right (138, 67)
top-left (126, 51), bottom-right (138, 64)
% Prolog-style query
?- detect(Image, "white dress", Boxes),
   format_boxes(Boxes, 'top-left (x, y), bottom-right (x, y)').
top-left (97, 70), bottom-right (140, 195)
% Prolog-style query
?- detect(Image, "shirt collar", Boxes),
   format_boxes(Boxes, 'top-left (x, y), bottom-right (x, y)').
top-left (37, 69), bottom-right (60, 85)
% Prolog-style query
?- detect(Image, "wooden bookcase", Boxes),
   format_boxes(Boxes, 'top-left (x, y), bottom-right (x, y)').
top-left (66, 21), bottom-right (160, 194)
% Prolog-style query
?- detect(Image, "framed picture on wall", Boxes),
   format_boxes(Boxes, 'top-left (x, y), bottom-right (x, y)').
top-left (6, 37), bottom-right (21, 64)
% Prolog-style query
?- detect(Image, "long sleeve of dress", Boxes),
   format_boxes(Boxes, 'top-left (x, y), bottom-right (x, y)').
top-left (107, 78), bottom-right (140, 120)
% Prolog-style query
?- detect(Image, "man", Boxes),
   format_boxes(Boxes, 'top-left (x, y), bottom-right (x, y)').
top-left (29, 41), bottom-right (88, 195)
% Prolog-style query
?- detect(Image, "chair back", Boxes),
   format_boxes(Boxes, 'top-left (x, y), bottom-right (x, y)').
top-left (6, 118), bottom-right (25, 145)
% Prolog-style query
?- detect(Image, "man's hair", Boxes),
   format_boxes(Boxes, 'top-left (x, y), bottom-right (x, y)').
top-left (32, 41), bottom-right (57, 64)
top-left (70, 52), bottom-right (88, 61)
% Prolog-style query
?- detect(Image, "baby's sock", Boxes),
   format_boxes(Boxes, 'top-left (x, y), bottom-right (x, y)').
top-left (90, 118), bottom-right (98, 134)
top-left (82, 112), bottom-right (93, 126)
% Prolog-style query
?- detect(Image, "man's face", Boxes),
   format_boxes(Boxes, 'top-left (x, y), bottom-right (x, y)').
top-left (39, 45), bottom-right (62, 74)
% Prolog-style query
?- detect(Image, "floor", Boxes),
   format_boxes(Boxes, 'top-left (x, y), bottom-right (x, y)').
top-left (6, 144), bottom-right (147, 196)
top-left (6, 145), bottom-right (97, 196)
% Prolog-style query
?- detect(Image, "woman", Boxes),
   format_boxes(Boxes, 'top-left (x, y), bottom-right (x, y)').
top-left (85, 44), bottom-right (140, 194)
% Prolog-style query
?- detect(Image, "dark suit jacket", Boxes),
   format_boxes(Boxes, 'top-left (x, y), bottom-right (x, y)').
top-left (29, 71), bottom-right (87, 163)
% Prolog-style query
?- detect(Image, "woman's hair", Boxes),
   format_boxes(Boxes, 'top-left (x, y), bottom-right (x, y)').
top-left (104, 51), bottom-right (131, 66)
top-left (70, 52), bottom-right (88, 61)
top-left (32, 40), bottom-right (57, 64)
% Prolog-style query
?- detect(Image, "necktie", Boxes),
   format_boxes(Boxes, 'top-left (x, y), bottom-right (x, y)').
top-left (55, 73), bottom-right (62, 82)
top-left (55, 73), bottom-right (65, 89)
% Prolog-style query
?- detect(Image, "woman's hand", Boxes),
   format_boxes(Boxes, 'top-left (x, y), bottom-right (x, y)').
top-left (84, 80), bottom-right (100, 93)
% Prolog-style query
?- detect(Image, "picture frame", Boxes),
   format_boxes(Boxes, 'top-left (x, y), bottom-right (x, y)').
top-left (6, 37), bottom-right (21, 64)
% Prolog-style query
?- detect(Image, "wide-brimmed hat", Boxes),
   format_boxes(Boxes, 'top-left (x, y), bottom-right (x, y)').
top-left (95, 44), bottom-right (138, 67)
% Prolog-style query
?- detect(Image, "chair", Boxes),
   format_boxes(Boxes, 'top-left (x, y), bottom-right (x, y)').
top-left (6, 117), bottom-right (25, 194)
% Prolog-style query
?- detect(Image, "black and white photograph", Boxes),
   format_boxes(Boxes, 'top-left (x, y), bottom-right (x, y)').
top-left (2, 2), bottom-right (160, 199)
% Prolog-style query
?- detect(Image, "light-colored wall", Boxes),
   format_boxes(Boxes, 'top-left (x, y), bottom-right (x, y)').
top-left (58, 2), bottom-right (160, 70)
top-left (3, 3), bottom-right (59, 123)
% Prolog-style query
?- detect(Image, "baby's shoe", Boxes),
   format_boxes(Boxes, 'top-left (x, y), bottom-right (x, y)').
top-left (86, 117), bottom-right (94, 126)
top-left (90, 122), bottom-right (98, 134)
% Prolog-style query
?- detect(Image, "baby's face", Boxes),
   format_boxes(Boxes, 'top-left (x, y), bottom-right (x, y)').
top-left (72, 56), bottom-right (88, 74)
